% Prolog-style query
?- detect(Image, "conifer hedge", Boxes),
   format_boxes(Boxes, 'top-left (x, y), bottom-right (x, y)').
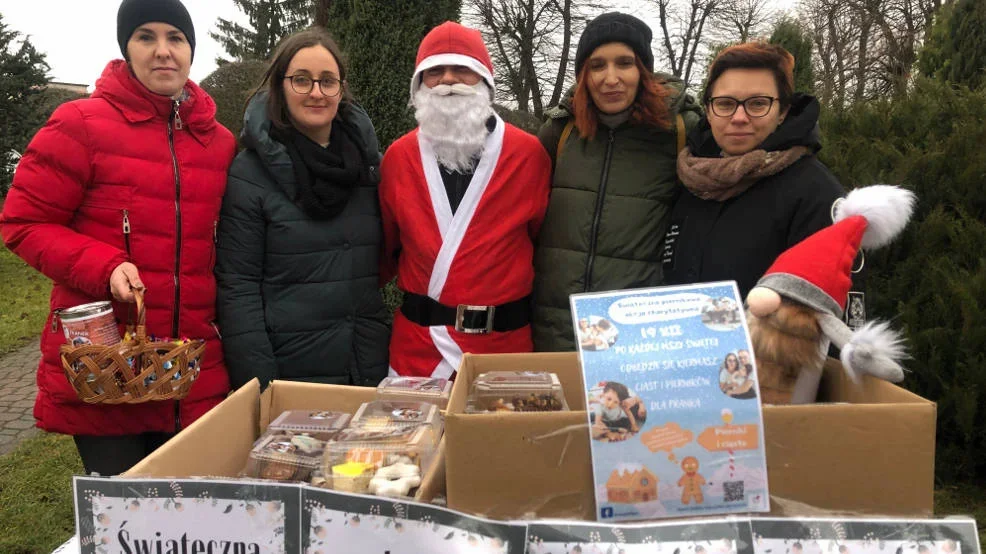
top-left (323, 0), bottom-right (462, 149)
top-left (818, 77), bottom-right (986, 483)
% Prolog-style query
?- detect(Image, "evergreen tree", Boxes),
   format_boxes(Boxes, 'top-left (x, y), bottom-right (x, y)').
top-left (769, 17), bottom-right (814, 95)
top-left (320, 0), bottom-right (462, 149)
top-left (0, 13), bottom-right (49, 196)
top-left (919, 0), bottom-right (986, 90)
top-left (200, 60), bottom-right (268, 143)
top-left (209, 0), bottom-right (311, 64)
top-left (818, 77), bottom-right (986, 484)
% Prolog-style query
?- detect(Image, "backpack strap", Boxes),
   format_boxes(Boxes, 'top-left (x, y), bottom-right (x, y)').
top-left (556, 120), bottom-right (575, 162)
top-left (675, 113), bottom-right (686, 154)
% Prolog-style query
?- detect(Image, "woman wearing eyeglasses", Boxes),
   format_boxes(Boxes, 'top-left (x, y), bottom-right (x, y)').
top-left (660, 42), bottom-right (843, 297)
top-left (215, 28), bottom-right (389, 390)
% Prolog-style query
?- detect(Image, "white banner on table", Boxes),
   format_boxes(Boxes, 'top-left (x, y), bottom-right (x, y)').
top-left (526, 517), bottom-right (752, 554)
top-left (74, 477), bottom-right (301, 554)
top-left (302, 486), bottom-right (527, 554)
top-left (69, 477), bottom-right (980, 554)
top-left (749, 518), bottom-right (981, 554)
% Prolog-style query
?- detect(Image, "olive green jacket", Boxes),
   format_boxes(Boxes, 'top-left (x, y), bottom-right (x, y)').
top-left (532, 76), bottom-right (702, 352)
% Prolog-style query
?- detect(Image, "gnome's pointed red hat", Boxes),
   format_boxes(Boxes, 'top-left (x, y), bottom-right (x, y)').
top-left (409, 21), bottom-right (495, 100)
top-left (756, 184), bottom-right (916, 318)
top-left (750, 184), bottom-right (916, 384)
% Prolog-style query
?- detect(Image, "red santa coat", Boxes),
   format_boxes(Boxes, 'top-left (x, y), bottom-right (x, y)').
top-left (380, 116), bottom-right (551, 378)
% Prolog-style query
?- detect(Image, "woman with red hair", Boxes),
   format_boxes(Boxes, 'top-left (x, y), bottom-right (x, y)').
top-left (532, 12), bottom-right (701, 352)
top-left (661, 42), bottom-right (844, 298)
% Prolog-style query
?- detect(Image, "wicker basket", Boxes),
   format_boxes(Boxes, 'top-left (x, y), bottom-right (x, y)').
top-left (59, 289), bottom-right (205, 404)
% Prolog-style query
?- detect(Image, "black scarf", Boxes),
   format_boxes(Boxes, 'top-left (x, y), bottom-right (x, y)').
top-left (270, 120), bottom-right (365, 220)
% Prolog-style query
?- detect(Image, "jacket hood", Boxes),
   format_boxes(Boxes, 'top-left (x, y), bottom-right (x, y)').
top-left (240, 91), bottom-right (382, 196)
top-left (544, 72), bottom-right (699, 121)
top-left (240, 91), bottom-right (296, 188)
top-left (91, 59), bottom-right (218, 145)
top-left (687, 92), bottom-right (822, 157)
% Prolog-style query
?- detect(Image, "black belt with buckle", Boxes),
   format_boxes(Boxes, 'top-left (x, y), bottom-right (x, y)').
top-left (400, 292), bottom-right (531, 334)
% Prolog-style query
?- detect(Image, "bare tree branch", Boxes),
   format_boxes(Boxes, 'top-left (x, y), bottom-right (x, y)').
top-left (465, 0), bottom-right (603, 118)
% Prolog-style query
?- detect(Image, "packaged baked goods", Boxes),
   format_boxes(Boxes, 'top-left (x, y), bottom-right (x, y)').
top-left (465, 371), bottom-right (569, 413)
top-left (267, 409), bottom-right (350, 441)
top-left (242, 431), bottom-right (326, 482)
top-left (375, 376), bottom-right (452, 409)
top-left (321, 426), bottom-right (434, 497)
top-left (350, 400), bottom-right (442, 444)
top-left (329, 461), bottom-right (375, 493)
top-left (309, 467), bottom-right (330, 489)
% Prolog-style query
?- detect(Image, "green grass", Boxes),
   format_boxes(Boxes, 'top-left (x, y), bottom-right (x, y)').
top-left (0, 432), bottom-right (82, 554)
top-left (934, 482), bottom-right (986, 549)
top-left (0, 246), bottom-right (50, 354)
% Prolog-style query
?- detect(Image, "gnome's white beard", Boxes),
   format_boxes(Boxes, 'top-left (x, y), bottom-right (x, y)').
top-left (413, 82), bottom-right (494, 173)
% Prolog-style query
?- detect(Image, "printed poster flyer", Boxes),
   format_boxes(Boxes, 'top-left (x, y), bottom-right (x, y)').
top-left (570, 282), bottom-right (770, 522)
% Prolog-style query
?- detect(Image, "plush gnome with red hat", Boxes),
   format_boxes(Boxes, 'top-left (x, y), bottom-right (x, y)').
top-left (746, 184), bottom-right (916, 404)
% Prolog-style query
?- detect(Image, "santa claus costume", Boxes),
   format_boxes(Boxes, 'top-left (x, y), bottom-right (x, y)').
top-left (380, 21), bottom-right (552, 378)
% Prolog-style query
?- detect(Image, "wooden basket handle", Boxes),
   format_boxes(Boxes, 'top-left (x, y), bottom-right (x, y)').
top-left (132, 287), bottom-right (147, 341)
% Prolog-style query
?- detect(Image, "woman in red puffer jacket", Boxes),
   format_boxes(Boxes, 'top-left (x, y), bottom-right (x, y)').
top-left (0, 0), bottom-right (235, 475)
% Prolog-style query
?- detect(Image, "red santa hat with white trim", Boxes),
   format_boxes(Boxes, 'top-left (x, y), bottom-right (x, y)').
top-left (409, 21), bottom-right (495, 100)
top-left (748, 184), bottom-right (917, 383)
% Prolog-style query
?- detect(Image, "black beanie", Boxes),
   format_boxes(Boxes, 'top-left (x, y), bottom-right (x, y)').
top-left (117, 0), bottom-right (196, 61)
top-left (575, 12), bottom-right (653, 75)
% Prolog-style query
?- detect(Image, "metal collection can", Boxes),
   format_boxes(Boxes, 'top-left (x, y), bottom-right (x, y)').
top-left (59, 301), bottom-right (122, 347)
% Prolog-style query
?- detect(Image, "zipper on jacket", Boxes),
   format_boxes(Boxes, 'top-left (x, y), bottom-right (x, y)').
top-left (121, 209), bottom-right (132, 256)
top-left (172, 99), bottom-right (183, 131)
top-left (210, 220), bottom-right (218, 268)
top-left (174, 401), bottom-right (181, 433)
top-left (583, 128), bottom-right (616, 292)
top-left (168, 103), bottom-right (183, 340)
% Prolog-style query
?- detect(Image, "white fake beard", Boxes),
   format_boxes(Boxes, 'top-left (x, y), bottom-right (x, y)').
top-left (413, 82), bottom-right (494, 173)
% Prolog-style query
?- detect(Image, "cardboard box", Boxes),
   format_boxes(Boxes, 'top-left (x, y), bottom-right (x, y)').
top-left (445, 352), bottom-right (936, 521)
top-left (125, 379), bottom-right (446, 501)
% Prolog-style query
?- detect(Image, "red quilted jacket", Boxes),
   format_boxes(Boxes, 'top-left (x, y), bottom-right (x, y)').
top-left (0, 60), bottom-right (236, 436)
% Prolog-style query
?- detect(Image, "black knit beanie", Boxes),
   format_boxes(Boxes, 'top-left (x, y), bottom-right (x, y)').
top-left (117, 0), bottom-right (196, 61)
top-left (575, 12), bottom-right (653, 75)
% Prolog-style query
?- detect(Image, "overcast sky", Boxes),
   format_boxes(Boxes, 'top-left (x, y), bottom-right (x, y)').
top-left (1, 0), bottom-right (799, 90)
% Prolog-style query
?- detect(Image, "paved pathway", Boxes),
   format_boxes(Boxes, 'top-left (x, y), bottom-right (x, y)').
top-left (0, 338), bottom-right (40, 456)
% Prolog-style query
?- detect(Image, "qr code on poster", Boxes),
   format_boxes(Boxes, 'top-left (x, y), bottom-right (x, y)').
top-left (724, 480), bottom-right (745, 502)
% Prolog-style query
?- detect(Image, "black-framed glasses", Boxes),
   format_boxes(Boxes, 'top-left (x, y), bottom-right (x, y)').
top-left (284, 74), bottom-right (342, 96)
top-left (708, 96), bottom-right (778, 117)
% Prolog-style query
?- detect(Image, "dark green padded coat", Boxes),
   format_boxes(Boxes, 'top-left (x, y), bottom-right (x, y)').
top-left (215, 93), bottom-right (390, 389)
top-left (532, 77), bottom-right (702, 352)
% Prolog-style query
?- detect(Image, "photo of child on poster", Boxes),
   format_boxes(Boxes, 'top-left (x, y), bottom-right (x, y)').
top-left (589, 381), bottom-right (648, 442)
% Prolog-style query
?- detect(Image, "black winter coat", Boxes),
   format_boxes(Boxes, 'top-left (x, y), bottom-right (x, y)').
top-left (215, 93), bottom-right (390, 389)
top-left (661, 94), bottom-right (844, 298)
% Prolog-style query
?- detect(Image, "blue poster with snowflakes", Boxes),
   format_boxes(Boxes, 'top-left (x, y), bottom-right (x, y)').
top-left (570, 282), bottom-right (770, 522)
